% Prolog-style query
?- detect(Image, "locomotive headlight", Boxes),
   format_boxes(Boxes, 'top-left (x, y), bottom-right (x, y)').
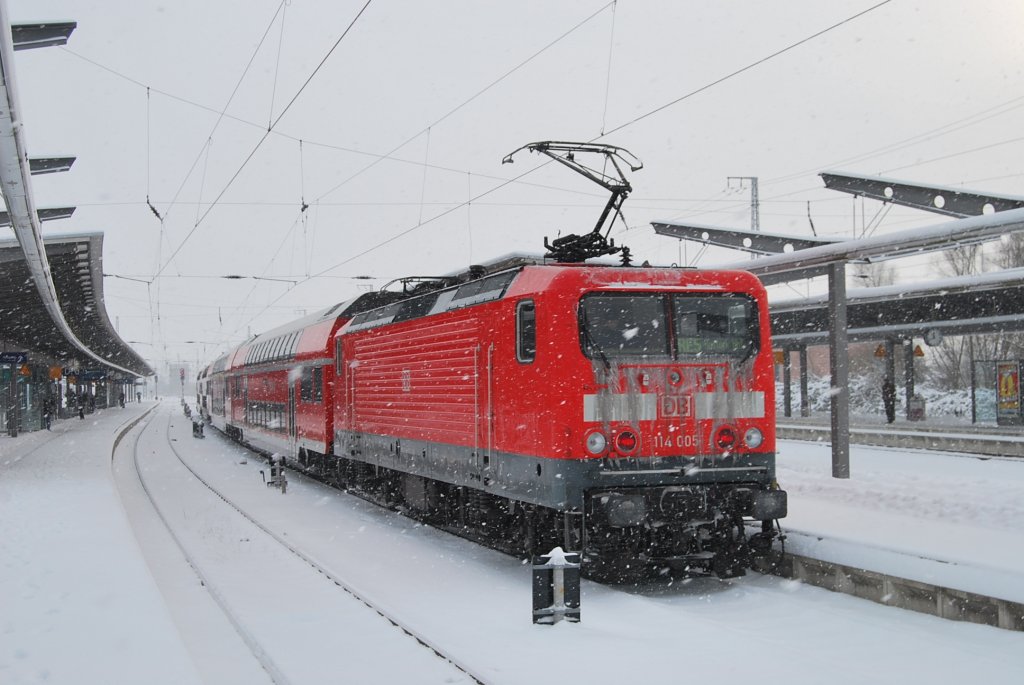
top-left (744, 427), bottom-right (764, 449)
top-left (585, 431), bottom-right (608, 455)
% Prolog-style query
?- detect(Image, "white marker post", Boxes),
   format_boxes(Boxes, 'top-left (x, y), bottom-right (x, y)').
top-left (532, 547), bottom-right (581, 624)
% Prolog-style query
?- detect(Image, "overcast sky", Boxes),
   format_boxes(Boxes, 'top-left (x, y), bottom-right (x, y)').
top-left (8, 0), bottom-right (1024, 373)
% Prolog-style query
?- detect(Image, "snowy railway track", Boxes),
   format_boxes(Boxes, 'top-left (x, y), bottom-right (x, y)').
top-left (103, 403), bottom-right (1024, 683)
top-left (777, 422), bottom-right (1024, 459)
top-left (114, 407), bottom-right (486, 685)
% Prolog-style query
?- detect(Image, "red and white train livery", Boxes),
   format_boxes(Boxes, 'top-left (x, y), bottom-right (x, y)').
top-left (200, 259), bottom-right (786, 578)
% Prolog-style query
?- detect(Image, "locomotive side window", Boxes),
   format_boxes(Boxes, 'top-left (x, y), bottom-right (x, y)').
top-left (335, 338), bottom-right (343, 375)
top-left (579, 294), bottom-right (670, 358)
top-left (516, 300), bottom-right (536, 363)
top-left (448, 270), bottom-right (517, 310)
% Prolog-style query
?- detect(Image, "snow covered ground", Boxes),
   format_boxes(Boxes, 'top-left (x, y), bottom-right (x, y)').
top-left (2, 401), bottom-right (1023, 684)
top-left (777, 440), bottom-right (1024, 603)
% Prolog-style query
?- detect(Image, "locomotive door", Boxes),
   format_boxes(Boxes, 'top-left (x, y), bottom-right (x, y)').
top-left (345, 360), bottom-right (361, 456)
top-left (288, 380), bottom-right (298, 451)
top-left (474, 343), bottom-right (494, 472)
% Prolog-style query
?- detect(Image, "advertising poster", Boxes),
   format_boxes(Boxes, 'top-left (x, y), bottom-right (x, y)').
top-left (996, 361), bottom-right (1020, 420)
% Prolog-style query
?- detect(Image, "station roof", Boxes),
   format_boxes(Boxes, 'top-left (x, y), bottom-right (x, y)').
top-left (770, 267), bottom-right (1024, 345)
top-left (0, 233), bottom-right (152, 377)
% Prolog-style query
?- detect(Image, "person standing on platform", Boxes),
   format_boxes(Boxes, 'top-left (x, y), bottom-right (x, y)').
top-left (882, 377), bottom-right (897, 424)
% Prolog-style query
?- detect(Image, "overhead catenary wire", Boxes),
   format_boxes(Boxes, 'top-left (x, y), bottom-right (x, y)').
top-left (145, 1), bottom-right (288, 230)
top-left (145, 87), bottom-right (162, 221)
top-left (228, 158), bottom-right (556, 341)
top-left (699, 95), bottom-right (1024, 223)
top-left (309, 0), bottom-right (617, 205)
top-left (59, 48), bottom-right (610, 201)
top-left (151, 0), bottom-right (375, 280)
top-left (764, 92), bottom-right (1024, 186)
top-left (99, 0), bottom-right (991, 362)
top-left (599, 0), bottom-right (617, 137)
top-left (598, 0), bottom-right (894, 139)
top-left (298, 139), bottom-right (310, 276)
top-left (68, 0), bottom-right (1006, 258)
top-left (268, 0), bottom-right (289, 130)
top-left (418, 128), bottom-right (431, 226)
top-left (225, 0), bottom-right (904, 342)
top-left (466, 171), bottom-right (474, 264)
top-left (881, 134), bottom-right (1024, 175)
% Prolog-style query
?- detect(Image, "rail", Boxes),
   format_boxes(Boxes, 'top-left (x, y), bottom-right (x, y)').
top-left (777, 420), bottom-right (1024, 458)
top-left (127, 408), bottom-right (490, 684)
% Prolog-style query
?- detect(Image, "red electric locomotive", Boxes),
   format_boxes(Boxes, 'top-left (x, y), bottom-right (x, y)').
top-left (330, 259), bottom-right (786, 577)
top-left (200, 142), bottom-right (786, 578)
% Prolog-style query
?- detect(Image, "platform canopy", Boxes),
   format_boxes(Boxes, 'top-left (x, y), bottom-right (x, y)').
top-left (770, 267), bottom-right (1024, 344)
top-left (0, 233), bottom-right (152, 376)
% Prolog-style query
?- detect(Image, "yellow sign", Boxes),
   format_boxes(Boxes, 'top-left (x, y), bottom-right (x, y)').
top-left (913, 345), bottom-right (925, 357)
top-left (997, 362), bottom-right (1020, 414)
top-left (874, 344), bottom-right (886, 358)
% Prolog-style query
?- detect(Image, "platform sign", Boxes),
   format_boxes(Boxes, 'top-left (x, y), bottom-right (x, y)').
top-left (996, 361), bottom-right (1020, 422)
top-left (0, 351), bottom-right (27, 364)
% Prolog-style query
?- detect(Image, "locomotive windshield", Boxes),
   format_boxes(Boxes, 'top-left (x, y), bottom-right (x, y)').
top-left (579, 292), bottom-right (759, 360)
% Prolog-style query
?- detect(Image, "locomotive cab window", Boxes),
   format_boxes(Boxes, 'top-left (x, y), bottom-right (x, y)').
top-left (673, 294), bottom-right (758, 360)
top-left (579, 292), bottom-right (759, 361)
top-left (579, 294), bottom-right (669, 358)
top-left (516, 300), bottom-right (536, 363)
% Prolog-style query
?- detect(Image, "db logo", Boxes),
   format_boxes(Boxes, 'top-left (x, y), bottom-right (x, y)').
top-left (660, 394), bottom-right (692, 418)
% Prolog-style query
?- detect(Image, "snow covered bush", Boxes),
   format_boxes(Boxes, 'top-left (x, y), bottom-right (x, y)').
top-left (775, 375), bottom-right (975, 419)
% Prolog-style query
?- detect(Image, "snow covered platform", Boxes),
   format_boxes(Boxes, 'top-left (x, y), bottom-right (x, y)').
top-left (777, 438), bottom-right (1024, 607)
top-left (0, 403), bottom-right (204, 684)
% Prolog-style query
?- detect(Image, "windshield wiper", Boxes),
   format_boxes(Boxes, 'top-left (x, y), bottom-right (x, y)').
top-left (579, 309), bottom-right (611, 370)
